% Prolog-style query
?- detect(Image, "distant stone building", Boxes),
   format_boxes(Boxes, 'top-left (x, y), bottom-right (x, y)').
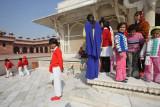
top-left (33, 0), bottom-right (160, 57)
top-left (0, 31), bottom-right (53, 55)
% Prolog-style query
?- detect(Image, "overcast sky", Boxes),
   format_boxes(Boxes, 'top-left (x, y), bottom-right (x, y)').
top-left (0, 0), bottom-right (64, 40)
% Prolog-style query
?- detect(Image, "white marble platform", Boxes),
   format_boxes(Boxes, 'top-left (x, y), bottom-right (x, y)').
top-left (69, 87), bottom-right (160, 107)
top-left (87, 72), bottom-right (160, 95)
top-left (0, 68), bottom-right (160, 107)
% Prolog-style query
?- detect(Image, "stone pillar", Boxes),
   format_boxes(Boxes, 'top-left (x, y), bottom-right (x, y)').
top-left (20, 48), bottom-right (22, 54)
top-left (27, 47), bottom-right (30, 53)
top-left (43, 47), bottom-right (45, 53)
top-left (92, 6), bottom-right (99, 21)
top-left (128, 8), bottom-right (137, 24)
top-left (145, 0), bottom-right (157, 30)
top-left (38, 47), bottom-right (40, 53)
top-left (48, 47), bottom-right (50, 53)
top-left (34, 47), bottom-right (36, 53)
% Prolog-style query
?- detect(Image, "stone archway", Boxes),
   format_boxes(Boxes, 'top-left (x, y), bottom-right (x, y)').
top-left (36, 47), bottom-right (39, 53)
top-left (45, 47), bottom-right (48, 53)
top-left (13, 46), bottom-right (20, 54)
top-left (40, 47), bottom-right (43, 53)
top-left (30, 47), bottom-right (34, 53)
top-left (65, 22), bottom-right (84, 53)
top-left (22, 47), bottom-right (27, 53)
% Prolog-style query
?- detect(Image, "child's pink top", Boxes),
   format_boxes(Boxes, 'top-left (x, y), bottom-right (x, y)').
top-left (126, 33), bottom-right (144, 52)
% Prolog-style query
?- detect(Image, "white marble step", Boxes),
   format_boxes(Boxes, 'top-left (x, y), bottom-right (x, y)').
top-left (69, 87), bottom-right (131, 107)
top-left (87, 72), bottom-right (160, 95)
top-left (69, 87), bottom-right (160, 107)
top-left (67, 101), bottom-right (94, 107)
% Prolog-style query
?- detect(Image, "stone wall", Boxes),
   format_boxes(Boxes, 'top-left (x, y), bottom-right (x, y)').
top-left (0, 41), bottom-right (14, 55)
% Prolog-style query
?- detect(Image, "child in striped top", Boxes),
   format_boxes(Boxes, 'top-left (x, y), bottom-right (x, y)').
top-left (140, 26), bottom-right (160, 83)
top-left (126, 24), bottom-right (144, 79)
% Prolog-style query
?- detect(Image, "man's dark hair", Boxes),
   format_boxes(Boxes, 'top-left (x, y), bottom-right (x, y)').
top-left (104, 21), bottom-right (110, 31)
top-left (19, 58), bottom-right (22, 61)
top-left (127, 24), bottom-right (138, 32)
top-left (49, 38), bottom-right (59, 46)
top-left (5, 58), bottom-right (9, 62)
top-left (99, 17), bottom-right (105, 25)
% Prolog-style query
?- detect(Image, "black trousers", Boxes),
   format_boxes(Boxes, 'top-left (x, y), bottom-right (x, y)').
top-left (102, 57), bottom-right (110, 73)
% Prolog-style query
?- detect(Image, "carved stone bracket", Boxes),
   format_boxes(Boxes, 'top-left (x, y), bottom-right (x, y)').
top-left (114, 0), bottom-right (125, 23)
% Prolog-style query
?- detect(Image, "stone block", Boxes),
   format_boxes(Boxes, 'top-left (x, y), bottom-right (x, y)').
top-left (108, 94), bottom-right (131, 107)
top-left (129, 96), bottom-right (160, 107)
top-left (69, 88), bottom-right (112, 107)
top-left (9, 100), bottom-right (23, 107)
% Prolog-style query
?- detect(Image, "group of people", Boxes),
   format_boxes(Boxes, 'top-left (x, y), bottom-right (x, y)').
top-left (45, 11), bottom-right (160, 101)
top-left (84, 11), bottom-right (160, 84)
top-left (4, 56), bottom-right (30, 78)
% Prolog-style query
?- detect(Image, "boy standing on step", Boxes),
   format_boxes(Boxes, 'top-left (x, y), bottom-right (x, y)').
top-left (49, 38), bottom-right (63, 101)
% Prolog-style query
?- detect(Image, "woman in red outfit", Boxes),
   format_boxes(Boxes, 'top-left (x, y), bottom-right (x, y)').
top-left (49, 38), bottom-right (63, 101)
top-left (100, 21), bottom-right (113, 75)
top-left (135, 11), bottom-right (150, 76)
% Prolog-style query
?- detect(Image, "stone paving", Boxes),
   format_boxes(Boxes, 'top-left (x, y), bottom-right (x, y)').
top-left (0, 67), bottom-right (89, 107)
top-left (0, 67), bottom-right (160, 107)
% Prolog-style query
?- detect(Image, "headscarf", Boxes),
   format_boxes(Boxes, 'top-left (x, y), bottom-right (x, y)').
top-left (135, 11), bottom-right (145, 24)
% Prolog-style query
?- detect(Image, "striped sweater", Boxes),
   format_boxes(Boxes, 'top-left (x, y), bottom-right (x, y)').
top-left (140, 38), bottom-right (160, 58)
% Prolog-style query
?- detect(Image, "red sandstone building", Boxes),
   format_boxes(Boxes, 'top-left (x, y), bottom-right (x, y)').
top-left (0, 30), bottom-right (58, 55)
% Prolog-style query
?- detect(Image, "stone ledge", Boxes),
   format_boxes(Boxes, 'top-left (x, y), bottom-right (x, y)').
top-left (92, 85), bottom-right (160, 101)
top-left (69, 87), bottom-right (160, 107)
top-left (87, 73), bottom-right (160, 95)
top-left (69, 88), bottom-right (131, 107)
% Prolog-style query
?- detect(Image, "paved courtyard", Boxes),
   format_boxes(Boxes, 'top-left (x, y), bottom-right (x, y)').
top-left (0, 67), bottom-right (160, 107)
top-left (0, 67), bottom-right (88, 107)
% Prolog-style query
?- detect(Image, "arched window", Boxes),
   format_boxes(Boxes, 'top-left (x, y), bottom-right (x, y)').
top-left (3, 43), bottom-right (6, 47)
top-left (40, 47), bottom-right (43, 53)
top-left (36, 47), bottom-right (39, 53)
top-left (30, 47), bottom-right (34, 53)
top-left (22, 47), bottom-right (27, 53)
top-left (13, 46), bottom-right (20, 54)
top-left (45, 47), bottom-right (48, 53)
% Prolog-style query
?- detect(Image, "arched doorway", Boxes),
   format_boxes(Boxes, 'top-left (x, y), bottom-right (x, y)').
top-left (13, 46), bottom-right (20, 54)
top-left (45, 47), bottom-right (48, 53)
top-left (40, 47), bottom-right (43, 53)
top-left (68, 23), bottom-right (84, 53)
top-left (36, 47), bottom-right (39, 53)
top-left (30, 47), bottom-right (34, 53)
top-left (22, 47), bottom-right (27, 53)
